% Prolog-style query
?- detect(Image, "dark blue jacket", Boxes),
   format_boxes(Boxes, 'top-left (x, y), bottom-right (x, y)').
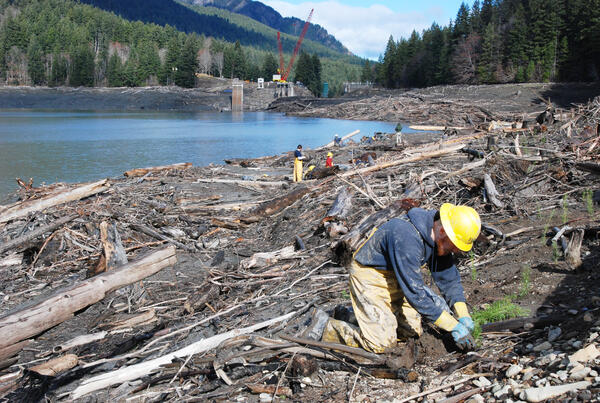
top-left (294, 149), bottom-right (303, 159)
top-left (353, 208), bottom-right (465, 322)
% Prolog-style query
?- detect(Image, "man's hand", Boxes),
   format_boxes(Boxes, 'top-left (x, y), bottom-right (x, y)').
top-left (458, 316), bottom-right (475, 332)
top-left (451, 322), bottom-right (475, 351)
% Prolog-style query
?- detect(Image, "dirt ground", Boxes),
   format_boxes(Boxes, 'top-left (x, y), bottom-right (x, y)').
top-left (0, 83), bottom-right (600, 401)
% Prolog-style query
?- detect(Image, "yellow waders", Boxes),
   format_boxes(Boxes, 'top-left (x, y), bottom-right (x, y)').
top-left (293, 158), bottom-right (303, 182)
top-left (322, 260), bottom-right (422, 353)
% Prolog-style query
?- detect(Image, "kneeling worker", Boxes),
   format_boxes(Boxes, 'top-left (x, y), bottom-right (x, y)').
top-left (306, 203), bottom-right (480, 352)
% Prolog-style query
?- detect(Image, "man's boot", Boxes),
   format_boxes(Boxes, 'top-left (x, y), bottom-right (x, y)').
top-left (302, 308), bottom-right (329, 340)
top-left (333, 305), bottom-right (358, 326)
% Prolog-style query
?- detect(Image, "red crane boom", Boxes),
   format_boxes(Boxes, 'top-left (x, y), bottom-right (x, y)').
top-left (276, 8), bottom-right (314, 82)
top-left (276, 31), bottom-right (284, 75)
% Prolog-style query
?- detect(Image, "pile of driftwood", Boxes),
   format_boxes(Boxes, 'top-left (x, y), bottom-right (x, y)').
top-left (0, 95), bottom-right (599, 401)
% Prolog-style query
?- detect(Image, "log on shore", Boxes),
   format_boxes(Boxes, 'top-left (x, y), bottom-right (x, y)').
top-left (341, 144), bottom-right (466, 178)
top-left (0, 180), bottom-right (110, 224)
top-left (250, 186), bottom-right (311, 217)
top-left (123, 163), bottom-right (192, 178)
top-left (315, 129), bottom-right (360, 149)
top-left (0, 245), bottom-right (177, 350)
top-left (0, 214), bottom-right (78, 255)
top-left (70, 310), bottom-right (298, 399)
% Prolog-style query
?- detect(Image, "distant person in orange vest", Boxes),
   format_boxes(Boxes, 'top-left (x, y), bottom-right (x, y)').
top-left (293, 145), bottom-right (305, 182)
top-left (326, 151), bottom-right (334, 168)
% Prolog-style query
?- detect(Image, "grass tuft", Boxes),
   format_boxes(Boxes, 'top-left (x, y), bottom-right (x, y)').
top-left (471, 297), bottom-right (528, 339)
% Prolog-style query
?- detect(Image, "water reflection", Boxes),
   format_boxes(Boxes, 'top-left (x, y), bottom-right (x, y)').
top-left (0, 110), bottom-right (396, 198)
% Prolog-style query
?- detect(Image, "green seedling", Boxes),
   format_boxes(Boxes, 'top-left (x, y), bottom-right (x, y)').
top-left (340, 290), bottom-right (350, 300)
top-left (469, 250), bottom-right (477, 282)
top-left (583, 189), bottom-right (594, 216)
top-left (562, 194), bottom-right (569, 224)
top-left (471, 297), bottom-right (528, 339)
top-left (518, 265), bottom-right (531, 298)
top-left (552, 241), bottom-right (561, 262)
top-left (542, 210), bottom-right (555, 245)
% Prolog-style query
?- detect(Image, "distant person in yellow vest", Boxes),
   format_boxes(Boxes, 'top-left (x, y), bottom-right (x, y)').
top-left (293, 144), bottom-right (305, 182)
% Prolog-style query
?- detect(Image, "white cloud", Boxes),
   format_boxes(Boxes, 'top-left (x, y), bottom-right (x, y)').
top-left (262, 1), bottom-right (433, 59)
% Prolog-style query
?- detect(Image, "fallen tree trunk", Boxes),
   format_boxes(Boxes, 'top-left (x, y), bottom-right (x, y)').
top-left (250, 186), bottom-right (311, 217)
top-left (315, 129), bottom-right (360, 149)
top-left (123, 162), bottom-right (192, 178)
top-left (195, 178), bottom-right (287, 187)
top-left (481, 314), bottom-right (568, 333)
top-left (341, 144), bottom-right (465, 178)
top-left (130, 223), bottom-right (195, 252)
top-left (70, 309), bottom-right (297, 399)
top-left (92, 221), bottom-right (128, 275)
top-left (0, 180), bottom-right (109, 224)
top-left (0, 214), bottom-right (78, 255)
top-left (0, 245), bottom-right (176, 350)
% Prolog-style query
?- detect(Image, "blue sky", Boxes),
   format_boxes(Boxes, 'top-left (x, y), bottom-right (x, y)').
top-left (261, 1), bottom-right (473, 60)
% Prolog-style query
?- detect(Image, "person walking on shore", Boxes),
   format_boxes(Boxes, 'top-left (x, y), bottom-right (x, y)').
top-left (293, 145), bottom-right (305, 182)
top-left (325, 152), bottom-right (333, 168)
top-left (304, 203), bottom-right (480, 353)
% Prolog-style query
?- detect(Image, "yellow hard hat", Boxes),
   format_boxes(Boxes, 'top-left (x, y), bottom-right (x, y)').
top-left (439, 203), bottom-right (481, 251)
top-left (327, 152), bottom-right (333, 157)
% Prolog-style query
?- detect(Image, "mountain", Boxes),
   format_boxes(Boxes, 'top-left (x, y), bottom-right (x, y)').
top-left (178, 0), bottom-right (348, 54)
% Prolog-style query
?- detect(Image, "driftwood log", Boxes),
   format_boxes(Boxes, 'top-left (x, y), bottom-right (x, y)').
top-left (0, 180), bottom-right (110, 223)
top-left (250, 186), bottom-right (311, 217)
top-left (123, 162), bottom-right (192, 178)
top-left (92, 221), bottom-right (128, 275)
top-left (341, 143), bottom-right (465, 178)
top-left (0, 245), bottom-right (176, 351)
top-left (0, 214), bottom-right (78, 255)
top-left (70, 310), bottom-right (298, 399)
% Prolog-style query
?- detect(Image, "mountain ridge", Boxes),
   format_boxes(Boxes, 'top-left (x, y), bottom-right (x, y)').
top-left (178, 0), bottom-right (349, 54)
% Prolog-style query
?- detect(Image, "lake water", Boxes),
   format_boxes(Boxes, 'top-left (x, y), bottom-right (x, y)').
top-left (0, 110), bottom-right (397, 199)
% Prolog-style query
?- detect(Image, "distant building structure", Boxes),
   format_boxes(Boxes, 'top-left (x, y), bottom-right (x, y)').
top-left (322, 82), bottom-right (328, 98)
top-left (232, 79), bottom-right (243, 112)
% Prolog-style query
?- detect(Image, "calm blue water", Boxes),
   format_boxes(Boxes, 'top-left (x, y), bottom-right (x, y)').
top-left (0, 110), bottom-right (396, 199)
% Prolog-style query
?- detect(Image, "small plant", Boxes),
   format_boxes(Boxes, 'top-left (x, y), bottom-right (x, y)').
top-left (518, 265), bottom-right (531, 298)
top-left (552, 241), bottom-right (561, 262)
top-left (340, 290), bottom-right (350, 300)
top-left (562, 194), bottom-right (569, 224)
top-left (583, 189), bottom-right (594, 216)
top-left (471, 297), bottom-right (528, 339)
top-left (469, 250), bottom-right (477, 282)
top-left (542, 210), bottom-right (555, 245)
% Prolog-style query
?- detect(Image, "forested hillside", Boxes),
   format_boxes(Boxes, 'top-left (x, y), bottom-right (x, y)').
top-left (372, 0), bottom-right (600, 88)
top-left (0, 0), bottom-right (361, 95)
top-left (178, 0), bottom-right (348, 54)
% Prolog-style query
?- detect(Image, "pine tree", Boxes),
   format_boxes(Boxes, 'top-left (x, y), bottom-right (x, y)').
top-left (310, 53), bottom-right (322, 96)
top-left (49, 53), bottom-right (68, 87)
top-left (27, 35), bottom-right (45, 85)
top-left (261, 52), bottom-right (278, 80)
top-left (175, 36), bottom-right (199, 87)
top-left (70, 44), bottom-right (95, 86)
top-left (106, 52), bottom-right (124, 86)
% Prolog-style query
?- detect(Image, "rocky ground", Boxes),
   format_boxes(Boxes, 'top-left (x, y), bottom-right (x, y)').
top-left (0, 84), bottom-right (599, 402)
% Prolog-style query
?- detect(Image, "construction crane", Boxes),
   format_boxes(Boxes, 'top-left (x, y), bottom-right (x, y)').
top-left (276, 8), bottom-right (313, 82)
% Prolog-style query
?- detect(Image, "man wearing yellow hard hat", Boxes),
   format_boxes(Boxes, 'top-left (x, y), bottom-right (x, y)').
top-left (304, 203), bottom-right (481, 353)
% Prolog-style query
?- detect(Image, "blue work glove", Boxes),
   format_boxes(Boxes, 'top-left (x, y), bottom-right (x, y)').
top-left (451, 322), bottom-right (475, 351)
top-left (459, 316), bottom-right (475, 332)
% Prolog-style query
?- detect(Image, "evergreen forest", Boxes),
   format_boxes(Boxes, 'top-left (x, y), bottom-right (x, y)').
top-left (371, 0), bottom-right (600, 88)
top-left (0, 0), bottom-right (360, 95)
